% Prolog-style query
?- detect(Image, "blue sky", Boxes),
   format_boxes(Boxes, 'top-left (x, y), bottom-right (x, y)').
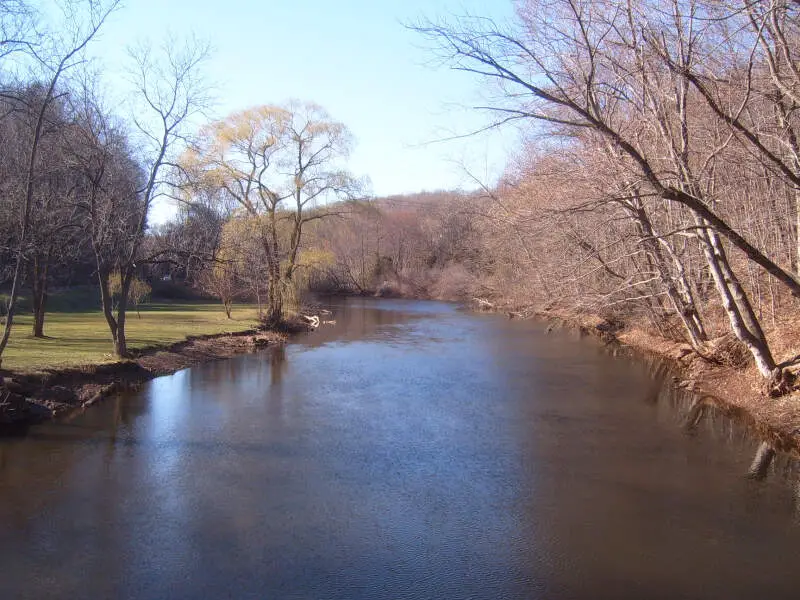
top-left (77, 0), bottom-right (519, 219)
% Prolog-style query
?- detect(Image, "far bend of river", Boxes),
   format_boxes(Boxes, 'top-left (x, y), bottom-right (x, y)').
top-left (1, 299), bottom-right (800, 600)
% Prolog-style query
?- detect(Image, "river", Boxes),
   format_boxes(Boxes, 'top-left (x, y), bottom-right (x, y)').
top-left (0, 298), bottom-right (798, 599)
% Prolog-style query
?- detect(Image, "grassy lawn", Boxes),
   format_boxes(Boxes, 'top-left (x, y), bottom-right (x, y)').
top-left (2, 302), bottom-right (261, 372)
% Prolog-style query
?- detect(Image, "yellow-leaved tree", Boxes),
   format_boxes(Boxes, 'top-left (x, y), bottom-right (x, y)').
top-left (181, 101), bottom-right (363, 323)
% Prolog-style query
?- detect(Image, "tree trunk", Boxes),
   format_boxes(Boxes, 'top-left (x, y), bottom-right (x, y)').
top-left (114, 274), bottom-right (133, 358)
top-left (658, 235), bottom-right (707, 340)
top-left (114, 326), bottom-right (127, 358)
top-left (696, 216), bottom-right (776, 378)
top-left (628, 200), bottom-right (708, 350)
top-left (32, 296), bottom-right (47, 338)
top-left (266, 269), bottom-right (283, 324)
top-left (97, 269), bottom-right (121, 354)
top-left (31, 253), bottom-right (50, 338)
top-left (263, 210), bottom-right (284, 324)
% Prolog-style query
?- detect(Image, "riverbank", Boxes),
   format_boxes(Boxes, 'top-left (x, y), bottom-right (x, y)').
top-left (524, 305), bottom-right (800, 455)
top-left (0, 327), bottom-right (289, 431)
top-left (0, 300), bottom-right (307, 431)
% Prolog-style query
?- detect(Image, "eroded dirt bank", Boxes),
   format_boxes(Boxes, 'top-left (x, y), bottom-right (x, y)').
top-left (0, 329), bottom-right (288, 432)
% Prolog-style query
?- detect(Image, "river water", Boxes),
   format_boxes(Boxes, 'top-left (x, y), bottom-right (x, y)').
top-left (0, 299), bottom-right (799, 599)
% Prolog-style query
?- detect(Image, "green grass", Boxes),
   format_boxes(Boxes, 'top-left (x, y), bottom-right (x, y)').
top-left (1, 302), bottom-right (261, 372)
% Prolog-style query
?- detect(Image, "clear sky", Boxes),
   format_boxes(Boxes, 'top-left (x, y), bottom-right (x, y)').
top-left (77, 0), bottom-right (519, 220)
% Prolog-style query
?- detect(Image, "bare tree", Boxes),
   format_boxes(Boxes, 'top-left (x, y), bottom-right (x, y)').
top-left (412, 0), bottom-right (800, 387)
top-left (27, 92), bottom-right (87, 337)
top-left (660, 1), bottom-right (800, 271)
top-left (0, 0), bottom-right (118, 368)
top-left (413, 2), bottom-right (800, 298)
top-left (92, 37), bottom-right (209, 357)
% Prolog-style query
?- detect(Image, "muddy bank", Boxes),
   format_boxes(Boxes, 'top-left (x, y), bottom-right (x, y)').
top-left (526, 306), bottom-right (800, 455)
top-left (0, 328), bottom-right (289, 433)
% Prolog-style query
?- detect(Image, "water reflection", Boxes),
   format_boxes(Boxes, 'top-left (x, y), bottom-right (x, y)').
top-left (634, 355), bottom-right (800, 520)
top-left (0, 298), bottom-right (799, 600)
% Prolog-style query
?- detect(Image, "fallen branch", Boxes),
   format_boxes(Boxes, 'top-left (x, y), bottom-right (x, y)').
top-left (472, 297), bottom-right (494, 310)
top-left (300, 315), bottom-right (320, 328)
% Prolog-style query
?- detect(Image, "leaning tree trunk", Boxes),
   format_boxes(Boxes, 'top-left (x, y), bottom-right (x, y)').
top-left (627, 200), bottom-right (708, 351)
top-left (659, 237), bottom-right (708, 342)
top-left (695, 215), bottom-right (777, 378)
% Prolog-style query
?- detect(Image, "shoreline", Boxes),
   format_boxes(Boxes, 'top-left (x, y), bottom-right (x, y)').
top-left (0, 327), bottom-right (289, 433)
top-left (528, 306), bottom-right (800, 456)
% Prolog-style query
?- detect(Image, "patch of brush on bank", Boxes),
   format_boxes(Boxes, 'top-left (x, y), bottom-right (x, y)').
top-left (0, 328), bottom-right (288, 434)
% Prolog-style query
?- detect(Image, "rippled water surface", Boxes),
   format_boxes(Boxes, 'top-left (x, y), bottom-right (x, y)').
top-left (1, 299), bottom-right (799, 599)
